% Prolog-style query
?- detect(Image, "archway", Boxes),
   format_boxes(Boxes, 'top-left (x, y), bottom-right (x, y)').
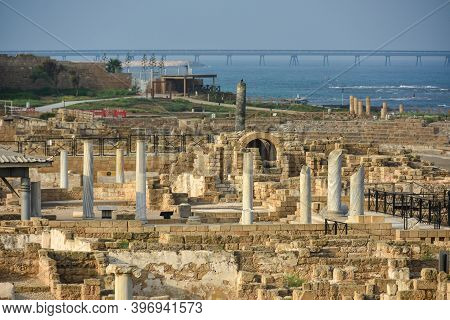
top-left (245, 138), bottom-right (277, 163)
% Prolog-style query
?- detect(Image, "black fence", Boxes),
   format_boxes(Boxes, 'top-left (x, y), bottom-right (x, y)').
top-left (324, 219), bottom-right (348, 235)
top-left (0, 134), bottom-right (214, 157)
top-left (367, 189), bottom-right (449, 229)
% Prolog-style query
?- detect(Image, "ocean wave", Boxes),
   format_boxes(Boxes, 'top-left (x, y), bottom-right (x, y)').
top-left (329, 85), bottom-right (448, 90)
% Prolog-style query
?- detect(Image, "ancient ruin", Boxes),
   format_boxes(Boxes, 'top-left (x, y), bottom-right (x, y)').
top-left (0, 78), bottom-right (449, 301)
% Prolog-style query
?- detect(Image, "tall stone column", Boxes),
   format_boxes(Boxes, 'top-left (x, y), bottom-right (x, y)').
top-left (106, 264), bottom-right (133, 300)
top-left (60, 150), bottom-right (68, 189)
top-left (31, 181), bottom-right (42, 217)
top-left (20, 177), bottom-right (31, 221)
top-left (327, 149), bottom-right (344, 216)
top-left (399, 104), bottom-right (404, 114)
top-left (299, 165), bottom-right (312, 224)
top-left (235, 79), bottom-right (246, 131)
top-left (357, 100), bottom-right (363, 116)
top-left (82, 140), bottom-right (94, 219)
top-left (365, 96), bottom-right (371, 115)
top-left (135, 140), bottom-right (147, 221)
top-left (241, 151), bottom-right (253, 225)
top-left (352, 97), bottom-right (357, 115)
top-left (349, 95), bottom-right (354, 114)
top-left (349, 166), bottom-right (365, 216)
top-left (381, 102), bottom-right (388, 119)
top-left (116, 148), bottom-right (125, 184)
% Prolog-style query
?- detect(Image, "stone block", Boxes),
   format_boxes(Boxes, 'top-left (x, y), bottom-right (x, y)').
top-left (0, 282), bottom-right (14, 300)
top-left (420, 268), bottom-right (437, 281)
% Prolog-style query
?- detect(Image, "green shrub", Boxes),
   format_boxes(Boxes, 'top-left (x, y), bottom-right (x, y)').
top-left (39, 112), bottom-right (56, 120)
top-left (284, 274), bottom-right (304, 288)
top-left (117, 240), bottom-right (129, 249)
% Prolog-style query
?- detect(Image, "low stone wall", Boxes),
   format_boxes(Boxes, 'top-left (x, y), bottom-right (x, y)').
top-left (395, 229), bottom-right (450, 242)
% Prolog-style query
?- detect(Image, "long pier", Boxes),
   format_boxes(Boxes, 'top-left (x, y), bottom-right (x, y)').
top-left (1, 49), bottom-right (449, 66)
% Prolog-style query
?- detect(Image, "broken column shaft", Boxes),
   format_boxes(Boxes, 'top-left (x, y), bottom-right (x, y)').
top-left (241, 151), bottom-right (253, 225)
top-left (82, 140), bottom-right (94, 219)
top-left (235, 80), bottom-right (246, 131)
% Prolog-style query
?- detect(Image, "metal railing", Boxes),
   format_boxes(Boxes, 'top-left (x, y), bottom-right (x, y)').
top-left (324, 219), bottom-right (348, 235)
top-left (367, 189), bottom-right (449, 229)
top-left (0, 134), bottom-right (214, 157)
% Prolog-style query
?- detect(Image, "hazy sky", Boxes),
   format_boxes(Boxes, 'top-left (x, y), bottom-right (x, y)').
top-left (0, 0), bottom-right (449, 50)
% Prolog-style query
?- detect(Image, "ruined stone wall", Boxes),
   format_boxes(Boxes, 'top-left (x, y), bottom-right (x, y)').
top-left (109, 250), bottom-right (238, 299)
top-left (0, 243), bottom-right (40, 279)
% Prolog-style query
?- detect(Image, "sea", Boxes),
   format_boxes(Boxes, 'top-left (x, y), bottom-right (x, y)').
top-left (128, 56), bottom-right (450, 111)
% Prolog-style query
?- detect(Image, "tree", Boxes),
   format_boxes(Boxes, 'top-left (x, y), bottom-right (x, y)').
top-left (124, 53), bottom-right (132, 73)
top-left (141, 54), bottom-right (148, 71)
top-left (31, 60), bottom-right (65, 94)
top-left (69, 70), bottom-right (81, 96)
top-left (149, 53), bottom-right (157, 70)
top-left (159, 56), bottom-right (165, 73)
top-left (105, 58), bottom-right (122, 73)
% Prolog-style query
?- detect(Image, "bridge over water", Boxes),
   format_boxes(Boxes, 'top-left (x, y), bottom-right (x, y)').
top-left (1, 49), bottom-right (450, 66)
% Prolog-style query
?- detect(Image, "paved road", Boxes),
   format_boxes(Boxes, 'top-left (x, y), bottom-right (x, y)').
top-left (179, 97), bottom-right (317, 115)
top-left (36, 96), bottom-right (141, 112)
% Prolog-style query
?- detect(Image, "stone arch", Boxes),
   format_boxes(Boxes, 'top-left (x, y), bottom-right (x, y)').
top-left (246, 138), bottom-right (277, 162)
top-left (238, 132), bottom-right (282, 168)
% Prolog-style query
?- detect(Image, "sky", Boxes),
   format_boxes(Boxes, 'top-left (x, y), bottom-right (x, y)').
top-left (0, 0), bottom-right (449, 50)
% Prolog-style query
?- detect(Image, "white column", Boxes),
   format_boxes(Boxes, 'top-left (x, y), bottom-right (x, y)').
top-left (114, 273), bottom-right (132, 300)
top-left (349, 96), bottom-right (354, 114)
top-left (31, 181), bottom-right (42, 217)
top-left (365, 96), bottom-right (371, 115)
top-left (116, 148), bottom-right (125, 184)
top-left (21, 177), bottom-right (31, 221)
top-left (106, 265), bottom-right (133, 300)
top-left (299, 165), bottom-right (312, 224)
top-left (60, 150), bottom-right (68, 189)
top-left (241, 151), bottom-right (253, 225)
top-left (82, 140), bottom-right (94, 219)
top-left (349, 166), bottom-right (365, 216)
top-left (327, 149), bottom-right (344, 215)
top-left (135, 140), bottom-right (147, 221)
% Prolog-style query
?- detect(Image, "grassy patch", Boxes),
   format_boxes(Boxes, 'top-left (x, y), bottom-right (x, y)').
top-left (117, 240), bottom-right (129, 249)
top-left (249, 102), bottom-right (325, 112)
top-left (420, 247), bottom-right (434, 261)
top-left (284, 274), bottom-right (304, 288)
top-left (68, 98), bottom-right (234, 115)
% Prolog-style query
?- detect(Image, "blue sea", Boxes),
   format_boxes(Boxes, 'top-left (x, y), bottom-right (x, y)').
top-left (130, 56), bottom-right (450, 109)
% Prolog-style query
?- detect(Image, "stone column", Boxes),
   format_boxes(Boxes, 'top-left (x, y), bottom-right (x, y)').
top-left (135, 140), bottom-right (147, 221)
top-left (349, 166), bottom-right (365, 216)
top-left (365, 96), bottom-right (371, 115)
top-left (299, 165), bottom-right (312, 224)
top-left (352, 97), bottom-right (357, 115)
top-left (60, 150), bottom-right (68, 189)
top-left (327, 149), bottom-right (344, 216)
top-left (20, 177), bottom-right (31, 221)
top-left (31, 181), bottom-right (42, 217)
top-left (357, 100), bottom-right (363, 116)
top-left (399, 104), bottom-right (404, 114)
top-left (381, 102), bottom-right (388, 119)
top-left (116, 148), bottom-right (125, 184)
top-left (235, 79), bottom-right (246, 131)
top-left (349, 95), bottom-right (354, 114)
top-left (106, 264), bottom-right (133, 300)
top-left (241, 151), bottom-right (253, 225)
top-left (82, 140), bottom-right (94, 219)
